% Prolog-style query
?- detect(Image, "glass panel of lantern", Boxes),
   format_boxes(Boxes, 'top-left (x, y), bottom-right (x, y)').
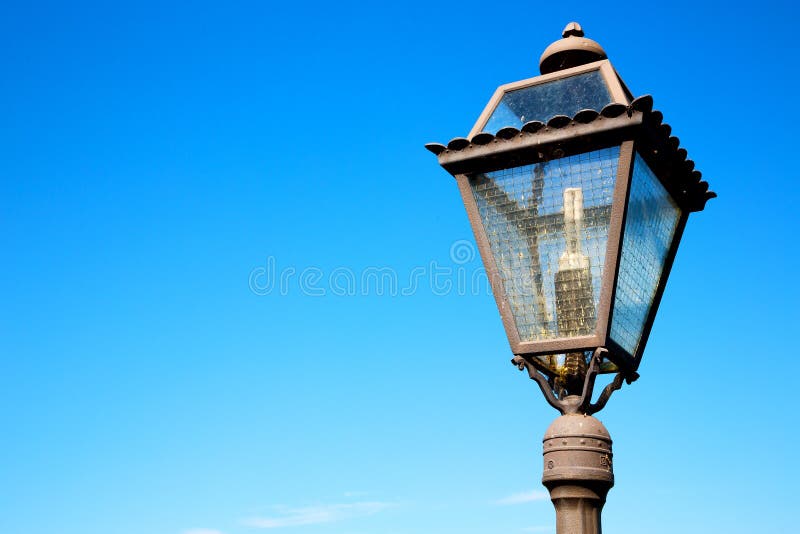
top-left (482, 70), bottom-right (613, 134)
top-left (468, 146), bottom-right (620, 345)
top-left (609, 152), bottom-right (681, 358)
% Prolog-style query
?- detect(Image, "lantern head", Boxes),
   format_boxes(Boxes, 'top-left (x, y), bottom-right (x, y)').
top-left (425, 23), bottom-right (714, 411)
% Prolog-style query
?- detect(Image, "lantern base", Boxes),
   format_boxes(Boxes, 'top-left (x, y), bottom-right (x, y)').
top-left (542, 414), bottom-right (614, 534)
top-left (513, 349), bottom-right (638, 416)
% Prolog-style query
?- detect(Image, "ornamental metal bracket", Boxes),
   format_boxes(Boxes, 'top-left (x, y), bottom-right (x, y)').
top-left (512, 348), bottom-right (639, 415)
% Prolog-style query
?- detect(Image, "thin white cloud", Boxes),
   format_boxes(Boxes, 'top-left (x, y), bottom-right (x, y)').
top-left (242, 501), bottom-right (396, 529)
top-left (183, 529), bottom-right (224, 534)
top-left (494, 490), bottom-right (549, 505)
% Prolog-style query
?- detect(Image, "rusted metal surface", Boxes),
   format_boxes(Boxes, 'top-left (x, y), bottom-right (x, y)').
top-left (542, 414), bottom-right (614, 534)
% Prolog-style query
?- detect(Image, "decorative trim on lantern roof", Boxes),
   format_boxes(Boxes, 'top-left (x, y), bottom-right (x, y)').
top-left (425, 95), bottom-right (715, 212)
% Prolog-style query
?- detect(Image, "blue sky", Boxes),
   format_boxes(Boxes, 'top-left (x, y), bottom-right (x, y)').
top-left (1, 1), bottom-right (799, 533)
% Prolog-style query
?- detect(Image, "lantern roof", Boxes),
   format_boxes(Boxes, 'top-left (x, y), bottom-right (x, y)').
top-left (425, 95), bottom-right (716, 212)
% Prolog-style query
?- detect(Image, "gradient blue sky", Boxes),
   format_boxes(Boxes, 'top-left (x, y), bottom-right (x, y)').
top-left (2, 2), bottom-right (799, 533)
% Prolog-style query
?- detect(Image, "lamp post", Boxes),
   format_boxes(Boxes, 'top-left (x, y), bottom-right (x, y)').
top-left (425, 23), bottom-right (714, 533)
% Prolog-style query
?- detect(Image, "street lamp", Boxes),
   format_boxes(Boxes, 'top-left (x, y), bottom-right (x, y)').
top-left (425, 23), bottom-right (714, 533)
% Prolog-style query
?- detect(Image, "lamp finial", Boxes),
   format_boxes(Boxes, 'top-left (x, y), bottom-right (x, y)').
top-left (562, 22), bottom-right (584, 38)
top-left (539, 22), bottom-right (607, 75)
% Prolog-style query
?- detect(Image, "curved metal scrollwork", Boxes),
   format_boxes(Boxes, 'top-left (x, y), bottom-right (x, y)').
top-left (512, 355), bottom-right (565, 413)
top-left (512, 348), bottom-right (638, 415)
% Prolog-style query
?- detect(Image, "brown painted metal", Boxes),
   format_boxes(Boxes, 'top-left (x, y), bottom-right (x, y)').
top-left (539, 22), bottom-right (608, 75)
top-left (443, 117), bottom-right (638, 177)
top-left (514, 348), bottom-right (633, 416)
top-left (542, 414), bottom-right (614, 534)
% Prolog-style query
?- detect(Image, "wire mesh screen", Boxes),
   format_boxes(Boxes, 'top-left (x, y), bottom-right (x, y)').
top-left (610, 152), bottom-right (681, 356)
top-left (470, 147), bottom-right (620, 343)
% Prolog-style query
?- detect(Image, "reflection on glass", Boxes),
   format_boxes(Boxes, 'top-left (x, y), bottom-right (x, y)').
top-left (610, 153), bottom-right (681, 356)
top-left (469, 147), bottom-right (620, 345)
top-left (483, 70), bottom-right (612, 134)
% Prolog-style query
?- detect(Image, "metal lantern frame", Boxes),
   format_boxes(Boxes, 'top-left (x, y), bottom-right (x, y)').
top-left (426, 60), bottom-right (715, 410)
top-left (468, 60), bottom-right (631, 138)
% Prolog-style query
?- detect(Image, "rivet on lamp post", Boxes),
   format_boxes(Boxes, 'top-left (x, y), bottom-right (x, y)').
top-left (425, 23), bottom-right (714, 534)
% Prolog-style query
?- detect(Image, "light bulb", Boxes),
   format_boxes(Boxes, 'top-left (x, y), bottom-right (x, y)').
top-left (553, 187), bottom-right (596, 395)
